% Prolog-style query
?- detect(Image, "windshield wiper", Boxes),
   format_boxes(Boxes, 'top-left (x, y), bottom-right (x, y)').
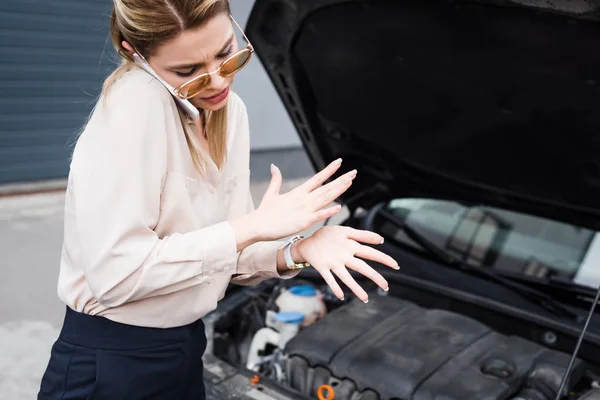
top-left (503, 273), bottom-right (598, 303)
top-left (371, 203), bottom-right (584, 323)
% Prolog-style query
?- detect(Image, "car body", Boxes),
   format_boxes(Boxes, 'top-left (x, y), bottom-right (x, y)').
top-left (202, 0), bottom-right (600, 399)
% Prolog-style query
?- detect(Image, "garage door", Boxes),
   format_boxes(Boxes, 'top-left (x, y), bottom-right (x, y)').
top-left (0, 0), bottom-right (115, 184)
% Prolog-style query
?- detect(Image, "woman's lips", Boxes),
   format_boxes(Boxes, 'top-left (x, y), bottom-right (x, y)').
top-left (201, 87), bottom-right (229, 104)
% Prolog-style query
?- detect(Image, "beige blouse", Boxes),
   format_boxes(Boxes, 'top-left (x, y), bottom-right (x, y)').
top-left (57, 68), bottom-right (297, 328)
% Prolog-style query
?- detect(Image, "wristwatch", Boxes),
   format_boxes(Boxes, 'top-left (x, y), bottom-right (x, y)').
top-left (279, 236), bottom-right (311, 270)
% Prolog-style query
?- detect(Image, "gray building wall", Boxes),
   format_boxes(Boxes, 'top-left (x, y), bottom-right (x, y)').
top-left (0, 1), bottom-right (116, 184)
top-left (0, 0), bottom-right (303, 185)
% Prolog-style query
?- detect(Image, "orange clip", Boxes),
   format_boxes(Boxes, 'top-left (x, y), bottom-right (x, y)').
top-left (317, 384), bottom-right (335, 400)
top-left (250, 375), bottom-right (261, 386)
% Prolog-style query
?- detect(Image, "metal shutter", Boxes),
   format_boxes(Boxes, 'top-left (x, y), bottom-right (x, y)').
top-left (0, 0), bottom-right (115, 183)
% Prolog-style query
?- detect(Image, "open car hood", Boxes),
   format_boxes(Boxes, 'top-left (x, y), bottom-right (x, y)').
top-left (246, 0), bottom-right (600, 230)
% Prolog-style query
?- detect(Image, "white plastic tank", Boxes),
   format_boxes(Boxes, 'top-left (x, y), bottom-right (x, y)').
top-left (275, 285), bottom-right (327, 327)
top-left (246, 311), bottom-right (304, 371)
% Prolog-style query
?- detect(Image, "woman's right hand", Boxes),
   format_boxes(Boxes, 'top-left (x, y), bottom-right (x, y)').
top-left (230, 159), bottom-right (356, 249)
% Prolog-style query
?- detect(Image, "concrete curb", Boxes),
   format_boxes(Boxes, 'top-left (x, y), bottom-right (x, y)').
top-left (0, 179), bottom-right (67, 198)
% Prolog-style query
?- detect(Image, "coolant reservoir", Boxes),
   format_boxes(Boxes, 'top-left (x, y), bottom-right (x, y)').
top-left (247, 311), bottom-right (304, 371)
top-left (275, 285), bottom-right (327, 327)
top-left (275, 311), bottom-right (304, 348)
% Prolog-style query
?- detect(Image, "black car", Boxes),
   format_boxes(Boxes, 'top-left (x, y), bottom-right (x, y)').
top-left (202, 0), bottom-right (600, 399)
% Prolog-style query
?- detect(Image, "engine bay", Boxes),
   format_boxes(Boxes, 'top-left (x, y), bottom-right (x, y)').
top-left (284, 294), bottom-right (586, 400)
top-left (208, 278), bottom-right (600, 400)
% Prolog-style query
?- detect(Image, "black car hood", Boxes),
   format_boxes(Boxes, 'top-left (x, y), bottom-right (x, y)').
top-left (246, 0), bottom-right (600, 230)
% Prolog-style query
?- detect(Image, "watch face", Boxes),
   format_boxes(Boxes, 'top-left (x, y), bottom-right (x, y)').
top-left (291, 262), bottom-right (310, 270)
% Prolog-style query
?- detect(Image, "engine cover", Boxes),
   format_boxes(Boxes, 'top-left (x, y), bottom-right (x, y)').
top-left (284, 296), bottom-right (580, 400)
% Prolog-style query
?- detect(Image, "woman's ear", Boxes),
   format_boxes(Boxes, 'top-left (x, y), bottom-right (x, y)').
top-left (121, 41), bottom-right (135, 54)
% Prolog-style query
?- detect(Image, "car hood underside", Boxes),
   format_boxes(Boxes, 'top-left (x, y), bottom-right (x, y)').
top-left (247, 0), bottom-right (600, 230)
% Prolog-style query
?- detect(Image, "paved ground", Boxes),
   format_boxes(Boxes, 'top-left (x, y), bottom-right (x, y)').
top-left (0, 192), bottom-right (67, 399)
top-left (0, 174), bottom-right (351, 399)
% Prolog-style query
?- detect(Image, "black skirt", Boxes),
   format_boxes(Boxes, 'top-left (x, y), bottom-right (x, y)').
top-left (38, 306), bottom-right (207, 400)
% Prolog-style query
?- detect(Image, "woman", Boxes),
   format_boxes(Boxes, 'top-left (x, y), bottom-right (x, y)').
top-left (38, 0), bottom-right (399, 399)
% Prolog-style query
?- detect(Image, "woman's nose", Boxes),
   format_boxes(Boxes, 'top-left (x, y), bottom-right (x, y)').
top-left (207, 73), bottom-right (228, 91)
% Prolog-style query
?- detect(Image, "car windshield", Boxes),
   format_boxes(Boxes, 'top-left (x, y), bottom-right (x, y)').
top-left (385, 198), bottom-right (599, 289)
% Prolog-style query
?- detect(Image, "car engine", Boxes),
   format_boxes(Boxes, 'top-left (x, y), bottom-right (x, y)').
top-left (209, 281), bottom-right (599, 400)
top-left (282, 295), bottom-right (585, 400)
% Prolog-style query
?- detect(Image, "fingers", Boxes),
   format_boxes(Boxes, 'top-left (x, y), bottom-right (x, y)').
top-left (300, 158), bottom-right (343, 192)
top-left (354, 244), bottom-right (400, 270)
top-left (345, 227), bottom-right (384, 245)
top-left (311, 169), bottom-right (357, 204)
top-left (346, 258), bottom-right (389, 292)
top-left (333, 267), bottom-right (369, 303)
top-left (310, 204), bottom-right (342, 224)
top-left (319, 269), bottom-right (345, 300)
top-left (263, 164), bottom-right (283, 199)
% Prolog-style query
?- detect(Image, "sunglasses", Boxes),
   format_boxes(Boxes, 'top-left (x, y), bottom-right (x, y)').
top-left (173, 16), bottom-right (254, 100)
top-left (131, 15), bottom-right (253, 120)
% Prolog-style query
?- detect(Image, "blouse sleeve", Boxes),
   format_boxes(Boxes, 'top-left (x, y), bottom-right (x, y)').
top-left (72, 80), bottom-right (239, 308)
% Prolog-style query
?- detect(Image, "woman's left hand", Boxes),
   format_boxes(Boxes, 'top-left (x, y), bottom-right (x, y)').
top-left (293, 226), bottom-right (400, 303)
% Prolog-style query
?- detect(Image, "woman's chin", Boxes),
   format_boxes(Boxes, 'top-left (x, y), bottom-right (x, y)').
top-left (195, 100), bottom-right (228, 112)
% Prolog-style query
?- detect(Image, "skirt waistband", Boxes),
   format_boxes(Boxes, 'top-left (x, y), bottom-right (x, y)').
top-left (59, 306), bottom-right (204, 350)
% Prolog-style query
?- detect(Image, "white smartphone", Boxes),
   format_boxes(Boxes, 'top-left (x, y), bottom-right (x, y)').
top-left (132, 53), bottom-right (200, 122)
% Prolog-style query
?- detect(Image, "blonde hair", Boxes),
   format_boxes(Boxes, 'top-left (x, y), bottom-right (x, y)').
top-left (104, 0), bottom-right (231, 172)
